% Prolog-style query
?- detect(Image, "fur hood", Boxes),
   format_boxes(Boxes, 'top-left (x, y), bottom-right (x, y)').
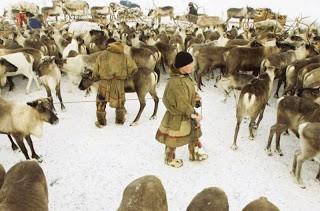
top-left (107, 41), bottom-right (124, 54)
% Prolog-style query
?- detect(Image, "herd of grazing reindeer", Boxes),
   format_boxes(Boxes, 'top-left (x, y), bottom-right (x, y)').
top-left (0, 0), bottom-right (320, 210)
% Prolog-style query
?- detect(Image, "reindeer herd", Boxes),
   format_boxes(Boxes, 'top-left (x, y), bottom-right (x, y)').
top-left (0, 0), bottom-right (320, 209)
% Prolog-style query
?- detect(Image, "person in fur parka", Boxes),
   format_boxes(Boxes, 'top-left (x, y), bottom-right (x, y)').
top-left (155, 51), bottom-right (208, 168)
top-left (93, 41), bottom-right (138, 127)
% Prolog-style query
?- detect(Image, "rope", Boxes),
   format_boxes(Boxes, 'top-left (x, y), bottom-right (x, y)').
top-left (52, 97), bottom-right (162, 105)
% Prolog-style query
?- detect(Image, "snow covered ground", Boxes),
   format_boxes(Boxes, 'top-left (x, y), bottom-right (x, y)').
top-left (0, 73), bottom-right (319, 211)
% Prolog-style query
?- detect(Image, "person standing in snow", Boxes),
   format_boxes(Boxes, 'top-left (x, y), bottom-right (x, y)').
top-left (155, 51), bottom-right (208, 168)
top-left (93, 41), bottom-right (138, 127)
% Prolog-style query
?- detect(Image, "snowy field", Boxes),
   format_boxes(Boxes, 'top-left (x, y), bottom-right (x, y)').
top-left (0, 1), bottom-right (320, 210)
top-left (0, 74), bottom-right (319, 211)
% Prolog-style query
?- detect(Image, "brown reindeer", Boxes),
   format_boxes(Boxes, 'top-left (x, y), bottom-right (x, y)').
top-left (0, 97), bottom-right (59, 161)
top-left (38, 56), bottom-right (65, 111)
top-left (298, 88), bottom-right (320, 104)
top-left (216, 73), bottom-right (255, 103)
top-left (261, 43), bottom-right (317, 97)
top-left (148, 6), bottom-right (174, 23)
top-left (41, 0), bottom-right (64, 24)
top-left (291, 122), bottom-right (320, 188)
top-left (285, 55), bottom-right (320, 95)
top-left (194, 46), bottom-right (232, 89)
top-left (296, 65), bottom-right (320, 95)
top-left (266, 96), bottom-right (320, 156)
top-left (232, 68), bottom-right (275, 150)
top-left (225, 43), bottom-right (292, 76)
top-left (78, 67), bottom-right (159, 126)
top-left (0, 161), bottom-right (48, 211)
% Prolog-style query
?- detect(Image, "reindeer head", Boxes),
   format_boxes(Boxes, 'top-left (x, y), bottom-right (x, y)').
top-left (27, 97), bottom-right (59, 125)
top-left (78, 67), bottom-right (95, 90)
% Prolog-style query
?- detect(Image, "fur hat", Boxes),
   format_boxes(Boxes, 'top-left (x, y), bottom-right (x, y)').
top-left (174, 51), bottom-right (193, 69)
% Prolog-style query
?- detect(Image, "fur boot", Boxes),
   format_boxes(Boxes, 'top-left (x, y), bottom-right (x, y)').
top-left (165, 146), bottom-right (183, 168)
top-left (96, 111), bottom-right (106, 127)
top-left (189, 141), bottom-right (208, 161)
top-left (116, 108), bottom-right (126, 124)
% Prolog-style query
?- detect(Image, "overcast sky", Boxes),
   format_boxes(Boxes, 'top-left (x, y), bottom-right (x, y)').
top-left (1, 0), bottom-right (318, 24)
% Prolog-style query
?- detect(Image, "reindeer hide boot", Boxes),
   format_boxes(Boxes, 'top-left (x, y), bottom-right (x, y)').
top-left (96, 111), bottom-right (106, 128)
top-left (115, 108), bottom-right (126, 124)
top-left (189, 141), bottom-right (208, 161)
top-left (165, 146), bottom-right (183, 168)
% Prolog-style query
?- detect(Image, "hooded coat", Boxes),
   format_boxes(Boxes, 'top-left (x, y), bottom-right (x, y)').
top-left (156, 72), bottom-right (201, 148)
top-left (93, 42), bottom-right (137, 108)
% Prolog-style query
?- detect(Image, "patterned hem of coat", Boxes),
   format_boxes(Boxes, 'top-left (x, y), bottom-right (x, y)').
top-left (155, 128), bottom-right (202, 148)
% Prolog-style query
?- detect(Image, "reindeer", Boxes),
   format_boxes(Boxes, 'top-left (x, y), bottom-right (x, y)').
top-left (41, 0), bottom-right (64, 24)
top-left (225, 43), bottom-right (289, 76)
top-left (291, 122), bottom-right (320, 188)
top-left (285, 55), bottom-right (320, 95)
top-left (78, 66), bottom-right (159, 126)
top-left (0, 161), bottom-right (48, 211)
top-left (38, 56), bottom-right (65, 111)
top-left (148, 6), bottom-right (174, 24)
top-left (226, 7), bottom-right (255, 27)
top-left (260, 42), bottom-right (315, 97)
top-left (0, 58), bottom-right (18, 94)
top-left (197, 15), bottom-right (223, 28)
top-left (0, 52), bottom-right (40, 94)
top-left (231, 68), bottom-right (275, 150)
top-left (298, 88), bottom-right (320, 104)
top-left (216, 73), bottom-right (255, 103)
top-left (61, 0), bottom-right (89, 19)
top-left (193, 46), bottom-right (232, 89)
top-left (0, 97), bottom-right (58, 160)
top-left (266, 96), bottom-right (320, 156)
top-left (295, 63), bottom-right (320, 95)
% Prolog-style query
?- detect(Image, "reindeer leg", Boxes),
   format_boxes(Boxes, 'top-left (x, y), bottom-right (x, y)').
top-left (231, 118), bottom-right (242, 150)
top-left (291, 150), bottom-right (300, 176)
top-left (294, 152), bottom-right (311, 188)
top-left (7, 76), bottom-right (15, 91)
top-left (274, 77), bottom-right (284, 98)
top-left (44, 85), bottom-right (56, 112)
top-left (266, 123), bottom-right (286, 155)
top-left (12, 133), bottom-right (30, 160)
top-left (25, 75), bottom-right (33, 94)
top-left (256, 105), bottom-right (266, 129)
top-left (56, 83), bottom-right (65, 111)
top-left (249, 116), bottom-right (258, 140)
top-left (130, 91), bottom-right (147, 126)
top-left (25, 135), bottom-right (41, 161)
top-left (275, 125), bottom-right (288, 156)
top-left (8, 134), bottom-right (18, 151)
top-left (316, 164), bottom-right (320, 181)
top-left (149, 87), bottom-right (159, 120)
